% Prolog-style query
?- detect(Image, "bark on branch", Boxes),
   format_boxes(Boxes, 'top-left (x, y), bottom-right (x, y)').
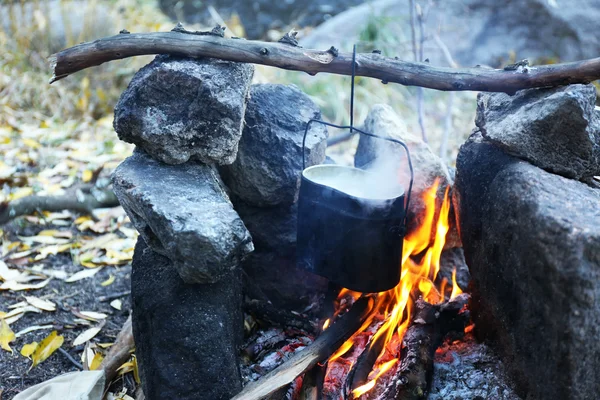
top-left (49, 28), bottom-right (600, 94)
top-left (0, 187), bottom-right (119, 225)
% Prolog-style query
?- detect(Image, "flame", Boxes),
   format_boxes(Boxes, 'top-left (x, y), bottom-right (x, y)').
top-left (351, 359), bottom-right (398, 398)
top-left (450, 268), bottom-right (463, 299)
top-left (325, 178), bottom-right (456, 397)
top-left (322, 319), bottom-right (330, 330)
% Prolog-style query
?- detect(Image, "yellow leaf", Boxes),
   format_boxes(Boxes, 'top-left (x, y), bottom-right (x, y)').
top-left (101, 275), bottom-right (115, 287)
top-left (117, 361), bottom-right (134, 375)
top-left (82, 170), bottom-right (93, 183)
top-left (132, 356), bottom-right (140, 384)
top-left (10, 187), bottom-right (33, 201)
top-left (0, 318), bottom-right (16, 353)
top-left (89, 352), bottom-right (104, 370)
top-left (22, 138), bottom-right (41, 149)
top-left (20, 341), bottom-right (38, 357)
top-left (31, 331), bottom-right (64, 368)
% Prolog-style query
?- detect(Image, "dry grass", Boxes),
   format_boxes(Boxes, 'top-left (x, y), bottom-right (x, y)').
top-left (1, 1), bottom-right (476, 166)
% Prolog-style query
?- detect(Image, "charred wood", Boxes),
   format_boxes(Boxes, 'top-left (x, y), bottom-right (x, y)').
top-left (376, 294), bottom-right (470, 400)
top-left (232, 296), bottom-right (373, 400)
top-left (244, 299), bottom-right (316, 334)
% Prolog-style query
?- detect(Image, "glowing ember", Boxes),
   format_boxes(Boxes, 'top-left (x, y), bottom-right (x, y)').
top-left (324, 178), bottom-right (459, 397)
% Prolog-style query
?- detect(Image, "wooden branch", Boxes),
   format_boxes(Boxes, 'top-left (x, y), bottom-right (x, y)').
top-left (0, 187), bottom-right (119, 225)
top-left (231, 296), bottom-right (373, 400)
top-left (100, 315), bottom-right (134, 390)
top-left (49, 27), bottom-right (600, 94)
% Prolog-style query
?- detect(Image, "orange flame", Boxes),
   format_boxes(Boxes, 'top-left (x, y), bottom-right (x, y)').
top-left (325, 178), bottom-right (455, 397)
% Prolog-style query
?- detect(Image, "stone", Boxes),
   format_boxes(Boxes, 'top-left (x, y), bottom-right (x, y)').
top-left (233, 199), bottom-right (297, 257)
top-left (454, 132), bottom-right (600, 400)
top-left (301, 0), bottom-right (600, 68)
top-left (476, 84), bottom-right (600, 180)
top-left (131, 239), bottom-right (243, 400)
top-left (157, 0), bottom-right (365, 39)
top-left (429, 335), bottom-right (520, 400)
top-left (438, 247), bottom-right (470, 292)
top-left (114, 55), bottom-right (254, 165)
top-left (221, 84), bottom-right (328, 207)
top-left (354, 104), bottom-right (460, 248)
top-left (242, 251), bottom-right (328, 310)
top-left (112, 150), bottom-right (253, 284)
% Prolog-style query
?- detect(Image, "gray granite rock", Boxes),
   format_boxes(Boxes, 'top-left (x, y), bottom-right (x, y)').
top-left (132, 239), bottom-right (243, 400)
top-left (438, 247), bottom-right (470, 293)
top-left (242, 251), bottom-right (328, 310)
top-left (454, 132), bottom-right (600, 400)
top-left (233, 199), bottom-right (297, 257)
top-left (112, 150), bottom-right (253, 284)
top-left (220, 84), bottom-right (328, 207)
top-left (354, 104), bottom-right (460, 248)
top-left (114, 55), bottom-right (254, 165)
top-left (476, 84), bottom-right (600, 179)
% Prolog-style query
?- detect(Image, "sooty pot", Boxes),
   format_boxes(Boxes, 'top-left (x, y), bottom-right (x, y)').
top-left (296, 164), bottom-right (407, 293)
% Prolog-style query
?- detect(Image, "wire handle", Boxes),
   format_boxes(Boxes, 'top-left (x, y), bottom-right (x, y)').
top-left (300, 44), bottom-right (414, 232)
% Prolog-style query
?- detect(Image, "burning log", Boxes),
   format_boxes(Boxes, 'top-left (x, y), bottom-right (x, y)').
top-left (378, 294), bottom-right (470, 400)
top-left (232, 296), bottom-right (373, 400)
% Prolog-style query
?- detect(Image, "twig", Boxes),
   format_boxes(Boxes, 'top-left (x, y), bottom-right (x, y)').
top-left (100, 315), bottom-right (134, 390)
top-left (409, 0), bottom-right (418, 63)
top-left (0, 188), bottom-right (119, 225)
top-left (48, 29), bottom-right (600, 94)
top-left (433, 33), bottom-right (459, 162)
top-left (58, 347), bottom-right (84, 370)
top-left (415, 1), bottom-right (428, 143)
top-left (98, 291), bottom-right (131, 302)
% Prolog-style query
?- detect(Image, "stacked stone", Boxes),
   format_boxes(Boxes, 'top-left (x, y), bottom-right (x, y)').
top-left (220, 84), bottom-right (329, 309)
top-left (111, 56), bottom-right (328, 399)
top-left (454, 84), bottom-right (600, 400)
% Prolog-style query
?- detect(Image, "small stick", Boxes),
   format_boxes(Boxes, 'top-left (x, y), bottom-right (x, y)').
top-left (58, 347), bottom-right (84, 370)
top-left (100, 315), bottom-right (134, 390)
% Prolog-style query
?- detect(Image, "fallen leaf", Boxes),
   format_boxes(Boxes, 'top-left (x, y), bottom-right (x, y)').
top-left (31, 331), bottom-right (64, 368)
top-left (101, 275), bottom-right (115, 287)
top-left (15, 324), bottom-right (54, 338)
top-left (65, 268), bottom-right (101, 283)
top-left (34, 243), bottom-right (73, 261)
top-left (97, 343), bottom-right (113, 349)
top-left (78, 311), bottom-right (108, 321)
top-left (0, 260), bottom-right (24, 281)
top-left (73, 325), bottom-right (102, 347)
top-left (110, 299), bottom-right (122, 311)
top-left (20, 342), bottom-right (38, 357)
top-left (0, 278), bottom-right (51, 291)
top-left (25, 296), bottom-right (56, 311)
top-left (0, 318), bottom-right (16, 353)
top-left (18, 234), bottom-right (69, 245)
top-left (89, 352), bottom-right (104, 370)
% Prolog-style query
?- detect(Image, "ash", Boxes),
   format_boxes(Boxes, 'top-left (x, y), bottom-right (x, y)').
top-left (429, 334), bottom-right (521, 400)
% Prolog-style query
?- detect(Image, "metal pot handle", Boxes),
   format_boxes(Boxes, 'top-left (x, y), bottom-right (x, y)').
top-left (302, 121), bottom-right (414, 234)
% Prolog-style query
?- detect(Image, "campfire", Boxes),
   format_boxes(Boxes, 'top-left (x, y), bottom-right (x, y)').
top-left (236, 179), bottom-right (470, 400)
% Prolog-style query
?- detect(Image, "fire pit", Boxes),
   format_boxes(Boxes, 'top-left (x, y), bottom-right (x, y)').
top-left (110, 55), bottom-right (519, 400)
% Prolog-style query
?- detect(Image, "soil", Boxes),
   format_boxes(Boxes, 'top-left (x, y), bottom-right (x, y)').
top-left (0, 218), bottom-right (135, 400)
